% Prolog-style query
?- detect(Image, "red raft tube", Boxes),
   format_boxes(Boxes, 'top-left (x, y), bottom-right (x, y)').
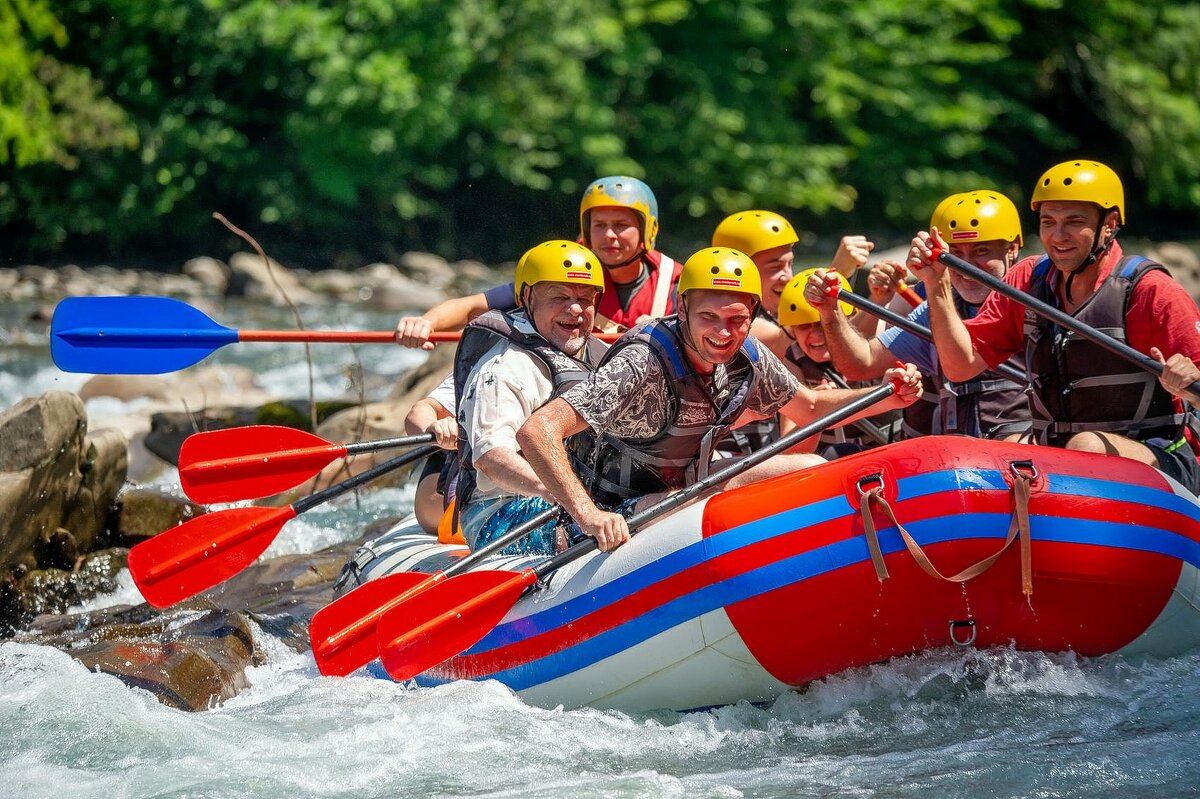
top-left (337, 437), bottom-right (1200, 712)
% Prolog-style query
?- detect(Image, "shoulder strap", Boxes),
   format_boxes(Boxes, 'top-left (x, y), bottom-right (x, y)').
top-left (648, 254), bottom-right (676, 318)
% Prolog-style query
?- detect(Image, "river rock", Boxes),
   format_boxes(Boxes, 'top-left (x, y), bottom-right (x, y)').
top-left (1150, 242), bottom-right (1200, 300)
top-left (113, 488), bottom-right (202, 543)
top-left (182, 256), bottom-right (230, 293)
top-left (355, 262), bottom-right (446, 311)
top-left (0, 547), bottom-right (128, 636)
top-left (227, 251), bottom-right (321, 306)
top-left (0, 393), bottom-right (129, 586)
top-left (79, 364), bottom-right (271, 405)
top-left (399, 251), bottom-right (455, 289)
top-left (22, 603), bottom-right (258, 711)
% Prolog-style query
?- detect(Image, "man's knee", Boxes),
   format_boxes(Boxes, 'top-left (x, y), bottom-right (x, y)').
top-left (1065, 432), bottom-right (1115, 455)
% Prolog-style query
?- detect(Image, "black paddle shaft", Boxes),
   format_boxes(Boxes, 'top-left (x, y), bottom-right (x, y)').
top-left (935, 249), bottom-right (1200, 397)
top-left (293, 445), bottom-right (440, 514)
top-left (836, 289), bottom-right (1027, 384)
top-left (344, 432), bottom-right (436, 456)
top-left (531, 380), bottom-right (900, 582)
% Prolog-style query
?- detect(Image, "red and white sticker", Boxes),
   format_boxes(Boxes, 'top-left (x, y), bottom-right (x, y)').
top-left (950, 231), bottom-right (980, 241)
top-left (566, 271), bottom-right (593, 280)
top-left (712, 278), bottom-right (742, 288)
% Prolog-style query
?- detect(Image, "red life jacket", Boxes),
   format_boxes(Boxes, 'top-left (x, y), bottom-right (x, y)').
top-left (594, 250), bottom-right (682, 332)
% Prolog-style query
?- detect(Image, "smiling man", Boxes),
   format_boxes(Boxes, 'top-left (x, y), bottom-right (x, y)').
top-left (516, 247), bottom-right (923, 552)
top-left (909, 160), bottom-right (1200, 490)
top-left (805, 190), bottom-right (1031, 441)
top-left (451, 240), bottom-right (609, 554)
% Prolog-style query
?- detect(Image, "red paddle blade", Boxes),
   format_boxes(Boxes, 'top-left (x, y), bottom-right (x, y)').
top-left (129, 505), bottom-right (296, 608)
top-left (377, 569), bottom-right (537, 682)
top-left (179, 426), bottom-right (346, 504)
top-left (310, 571), bottom-right (446, 676)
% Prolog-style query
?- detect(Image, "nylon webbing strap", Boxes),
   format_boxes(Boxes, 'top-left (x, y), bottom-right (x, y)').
top-left (858, 466), bottom-right (1034, 598)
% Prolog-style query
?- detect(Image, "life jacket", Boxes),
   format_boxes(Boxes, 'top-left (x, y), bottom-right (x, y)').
top-left (898, 293), bottom-right (1030, 440)
top-left (937, 291), bottom-right (1030, 439)
top-left (567, 317), bottom-right (761, 507)
top-left (1024, 255), bottom-right (1186, 444)
top-left (593, 250), bottom-right (681, 332)
top-left (784, 345), bottom-right (899, 450)
top-left (715, 305), bottom-right (787, 457)
top-left (453, 309), bottom-right (606, 515)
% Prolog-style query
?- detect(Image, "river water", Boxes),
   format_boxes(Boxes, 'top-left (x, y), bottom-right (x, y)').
top-left (2, 297), bottom-right (1199, 798)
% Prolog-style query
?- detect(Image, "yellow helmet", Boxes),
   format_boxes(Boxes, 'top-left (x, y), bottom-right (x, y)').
top-left (579, 176), bottom-right (660, 251)
top-left (711, 210), bottom-right (799, 258)
top-left (514, 240), bottom-right (605, 305)
top-left (777, 268), bottom-right (854, 326)
top-left (1031, 160), bottom-right (1124, 223)
top-left (931, 190), bottom-right (1023, 247)
top-left (677, 247), bottom-right (761, 302)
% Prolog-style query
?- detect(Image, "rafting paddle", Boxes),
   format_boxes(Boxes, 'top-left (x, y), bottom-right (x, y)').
top-left (375, 378), bottom-right (904, 682)
top-left (179, 425), bottom-right (437, 504)
top-left (130, 444), bottom-right (439, 608)
top-left (51, 296), bottom-right (620, 374)
top-left (930, 246), bottom-right (1200, 397)
top-left (309, 505), bottom-right (561, 676)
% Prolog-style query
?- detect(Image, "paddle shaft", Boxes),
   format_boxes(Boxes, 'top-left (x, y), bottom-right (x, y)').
top-left (836, 288), bottom-right (1027, 384)
top-left (530, 380), bottom-right (900, 581)
top-left (238, 330), bottom-right (460, 343)
top-left (933, 248), bottom-right (1200, 396)
top-left (293, 444), bottom-right (440, 514)
top-left (818, 369), bottom-right (891, 446)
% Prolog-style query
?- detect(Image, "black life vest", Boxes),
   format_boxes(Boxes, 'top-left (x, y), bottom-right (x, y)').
top-left (782, 345), bottom-right (900, 450)
top-left (453, 309), bottom-right (605, 513)
top-left (897, 293), bottom-right (1030, 439)
top-left (567, 317), bottom-right (762, 507)
top-left (1023, 255), bottom-right (1186, 444)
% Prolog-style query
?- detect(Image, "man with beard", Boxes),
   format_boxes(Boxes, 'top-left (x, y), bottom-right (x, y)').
top-left (516, 247), bottom-right (923, 552)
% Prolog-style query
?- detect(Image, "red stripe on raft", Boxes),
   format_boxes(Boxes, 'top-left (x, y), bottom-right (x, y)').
top-left (436, 478), bottom-right (1196, 679)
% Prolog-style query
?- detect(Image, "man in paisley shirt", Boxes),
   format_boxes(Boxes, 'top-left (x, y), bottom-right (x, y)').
top-left (518, 247), bottom-right (923, 552)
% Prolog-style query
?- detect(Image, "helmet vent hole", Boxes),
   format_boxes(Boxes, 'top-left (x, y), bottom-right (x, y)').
top-left (734, 268), bottom-right (743, 276)
top-left (562, 260), bottom-right (572, 268)
top-left (1063, 177), bottom-right (1073, 186)
top-left (970, 218), bottom-right (979, 227)
top-left (1042, 178), bottom-right (1051, 186)
top-left (949, 220), bottom-right (957, 229)
top-left (770, 224), bottom-right (780, 232)
top-left (710, 266), bottom-right (720, 275)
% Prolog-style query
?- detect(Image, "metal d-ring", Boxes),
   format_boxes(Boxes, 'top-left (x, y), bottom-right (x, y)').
top-left (948, 619), bottom-right (977, 646)
top-left (856, 472), bottom-right (885, 498)
top-left (1010, 459), bottom-right (1038, 481)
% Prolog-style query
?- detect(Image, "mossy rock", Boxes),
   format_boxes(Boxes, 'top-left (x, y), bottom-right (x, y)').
top-left (254, 400), bottom-right (358, 432)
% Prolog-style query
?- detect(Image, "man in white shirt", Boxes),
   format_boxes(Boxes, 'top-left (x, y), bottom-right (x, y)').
top-left (453, 240), bottom-right (609, 554)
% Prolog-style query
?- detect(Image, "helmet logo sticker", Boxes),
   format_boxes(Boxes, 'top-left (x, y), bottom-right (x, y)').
top-left (712, 278), bottom-right (742, 288)
top-left (950, 231), bottom-right (980, 241)
top-left (566, 271), bottom-right (592, 280)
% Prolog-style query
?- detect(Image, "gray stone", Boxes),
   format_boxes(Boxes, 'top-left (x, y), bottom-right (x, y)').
top-left (114, 487), bottom-right (202, 542)
top-left (0, 391), bottom-right (86, 472)
top-left (227, 251), bottom-right (321, 306)
top-left (182, 256), bottom-right (230, 293)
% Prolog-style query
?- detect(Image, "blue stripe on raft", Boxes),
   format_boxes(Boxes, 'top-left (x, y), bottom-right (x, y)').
top-left (477, 469), bottom-right (1200, 650)
top-left (478, 468), bottom-right (1013, 649)
top-left (458, 511), bottom-right (1200, 691)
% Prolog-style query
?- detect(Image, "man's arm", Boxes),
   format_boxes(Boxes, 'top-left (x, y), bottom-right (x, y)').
top-left (909, 230), bottom-right (989, 382)
top-left (777, 363), bottom-right (923, 430)
top-left (405, 396), bottom-right (457, 449)
top-left (395, 292), bottom-right (492, 350)
top-left (516, 399), bottom-right (630, 552)
top-left (474, 448), bottom-right (550, 500)
top-left (803, 269), bottom-right (896, 380)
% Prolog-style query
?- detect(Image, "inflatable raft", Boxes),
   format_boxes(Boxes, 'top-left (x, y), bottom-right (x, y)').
top-left (340, 436), bottom-right (1200, 712)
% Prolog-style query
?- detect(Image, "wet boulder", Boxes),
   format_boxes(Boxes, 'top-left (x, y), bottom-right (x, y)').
top-left (112, 488), bottom-right (202, 544)
top-left (0, 393), bottom-right (130, 624)
top-left (227, 251), bottom-right (321, 306)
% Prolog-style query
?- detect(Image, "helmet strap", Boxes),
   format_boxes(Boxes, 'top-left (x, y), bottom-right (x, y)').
top-left (1079, 221), bottom-right (1119, 270)
top-left (607, 247), bottom-right (648, 271)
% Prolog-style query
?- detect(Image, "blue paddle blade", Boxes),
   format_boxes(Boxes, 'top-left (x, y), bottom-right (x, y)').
top-left (51, 296), bottom-right (239, 374)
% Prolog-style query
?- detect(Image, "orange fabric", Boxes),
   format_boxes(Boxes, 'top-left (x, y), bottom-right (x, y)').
top-left (437, 498), bottom-right (466, 545)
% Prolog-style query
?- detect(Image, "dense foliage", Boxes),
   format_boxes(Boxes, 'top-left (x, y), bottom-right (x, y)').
top-left (1, 0), bottom-right (1197, 265)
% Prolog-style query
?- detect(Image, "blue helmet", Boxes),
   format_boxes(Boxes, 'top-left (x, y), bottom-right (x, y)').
top-left (579, 176), bottom-right (660, 251)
